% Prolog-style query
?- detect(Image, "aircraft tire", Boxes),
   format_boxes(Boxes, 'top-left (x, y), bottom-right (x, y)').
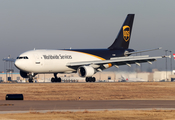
top-left (86, 77), bottom-right (96, 82)
top-left (51, 78), bottom-right (55, 82)
top-left (28, 75), bottom-right (33, 83)
top-left (92, 77), bottom-right (96, 82)
top-left (89, 78), bottom-right (92, 82)
top-left (29, 79), bottom-right (33, 83)
top-left (86, 77), bottom-right (89, 82)
top-left (55, 78), bottom-right (59, 82)
top-left (58, 77), bottom-right (61, 82)
top-left (51, 78), bottom-right (61, 82)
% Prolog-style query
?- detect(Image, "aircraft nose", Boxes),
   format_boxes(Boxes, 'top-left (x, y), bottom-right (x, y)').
top-left (15, 60), bottom-right (25, 70)
top-left (14, 60), bottom-right (21, 69)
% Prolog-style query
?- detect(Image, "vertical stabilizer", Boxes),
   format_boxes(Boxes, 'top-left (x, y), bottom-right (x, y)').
top-left (108, 14), bottom-right (135, 50)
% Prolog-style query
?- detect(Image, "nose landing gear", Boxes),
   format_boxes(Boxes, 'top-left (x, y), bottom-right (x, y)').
top-left (28, 73), bottom-right (37, 83)
top-left (28, 75), bottom-right (33, 83)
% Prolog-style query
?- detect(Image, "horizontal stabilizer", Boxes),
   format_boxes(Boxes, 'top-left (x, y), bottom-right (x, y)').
top-left (124, 47), bottom-right (162, 55)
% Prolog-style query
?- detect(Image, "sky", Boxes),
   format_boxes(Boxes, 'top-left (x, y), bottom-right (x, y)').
top-left (0, 0), bottom-right (175, 72)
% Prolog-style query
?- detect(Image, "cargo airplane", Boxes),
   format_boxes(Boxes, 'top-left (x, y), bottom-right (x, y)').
top-left (13, 14), bottom-right (166, 83)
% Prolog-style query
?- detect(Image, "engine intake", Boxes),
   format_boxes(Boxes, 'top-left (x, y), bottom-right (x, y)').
top-left (77, 66), bottom-right (95, 77)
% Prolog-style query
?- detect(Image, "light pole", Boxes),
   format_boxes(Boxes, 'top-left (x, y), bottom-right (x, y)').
top-left (165, 50), bottom-right (168, 81)
top-left (169, 51), bottom-right (172, 75)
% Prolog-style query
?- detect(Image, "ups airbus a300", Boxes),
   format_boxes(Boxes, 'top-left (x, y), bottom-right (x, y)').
top-left (13, 14), bottom-right (165, 83)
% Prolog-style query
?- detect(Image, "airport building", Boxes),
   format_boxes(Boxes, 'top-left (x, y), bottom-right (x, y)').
top-left (0, 70), bottom-right (174, 83)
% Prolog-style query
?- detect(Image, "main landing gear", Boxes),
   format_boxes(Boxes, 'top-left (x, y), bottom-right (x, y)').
top-left (85, 77), bottom-right (96, 82)
top-left (51, 73), bottom-right (62, 82)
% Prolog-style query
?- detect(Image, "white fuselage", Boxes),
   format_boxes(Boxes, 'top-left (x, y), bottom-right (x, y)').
top-left (15, 49), bottom-right (110, 74)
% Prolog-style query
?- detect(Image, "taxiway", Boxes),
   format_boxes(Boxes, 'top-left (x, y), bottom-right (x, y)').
top-left (0, 100), bottom-right (175, 113)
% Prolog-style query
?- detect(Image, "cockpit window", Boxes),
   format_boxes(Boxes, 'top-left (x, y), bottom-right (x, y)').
top-left (17, 56), bottom-right (29, 59)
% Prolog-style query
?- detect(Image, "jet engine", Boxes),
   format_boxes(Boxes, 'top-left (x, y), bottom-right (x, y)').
top-left (20, 71), bottom-right (28, 78)
top-left (77, 66), bottom-right (95, 77)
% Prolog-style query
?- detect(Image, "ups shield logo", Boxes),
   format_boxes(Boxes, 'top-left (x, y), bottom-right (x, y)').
top-left (123, 25), bottom-right (130, 42)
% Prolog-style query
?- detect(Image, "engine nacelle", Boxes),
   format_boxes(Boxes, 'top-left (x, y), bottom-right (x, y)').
top-left (77, 66), bottom-right (95, 77)
top-left (20, 71), bottom-right (28, 78)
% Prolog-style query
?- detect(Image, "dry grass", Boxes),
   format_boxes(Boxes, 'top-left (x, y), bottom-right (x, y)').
top-left (1, 82), bottom-right (175, 119)
top-left (0, 109), bottom-right (175, 120)
top-left (1, 82), bottom-right (175, 100)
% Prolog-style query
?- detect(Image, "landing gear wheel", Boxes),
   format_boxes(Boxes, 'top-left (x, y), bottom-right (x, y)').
top-left (92, 77), bottom-right (96, 82)
top-left (28, 75), bottom-right (33, 83)
top-left (51, 78), bottom-right (55, 82)
top-left (57, 77), bottom-right (61, 82)
top-left (86, 77), bottom-right (96, 82)
top-left (89, 78), bottom-right (92, 82)
top-left (86, 77), bottom-right (89, 82)
top-left (29, 79), bottom-right (33, 83)
top-left (51, 77), bottom-right (61, 83)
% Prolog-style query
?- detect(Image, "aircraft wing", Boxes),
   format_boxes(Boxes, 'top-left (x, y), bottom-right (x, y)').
top-left (67, 55), bottom-right (167, 67)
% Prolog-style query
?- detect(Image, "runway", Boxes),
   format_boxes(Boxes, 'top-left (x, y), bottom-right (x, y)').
top-left (1, 100), bottom-right (175, 113)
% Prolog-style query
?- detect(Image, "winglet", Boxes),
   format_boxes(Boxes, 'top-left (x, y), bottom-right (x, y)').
top-left (162, 55), bottom-right (171, 58)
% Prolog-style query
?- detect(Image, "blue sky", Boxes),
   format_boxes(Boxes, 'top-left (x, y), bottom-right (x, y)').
top-left (0, 0), bottom-right (175, 72)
